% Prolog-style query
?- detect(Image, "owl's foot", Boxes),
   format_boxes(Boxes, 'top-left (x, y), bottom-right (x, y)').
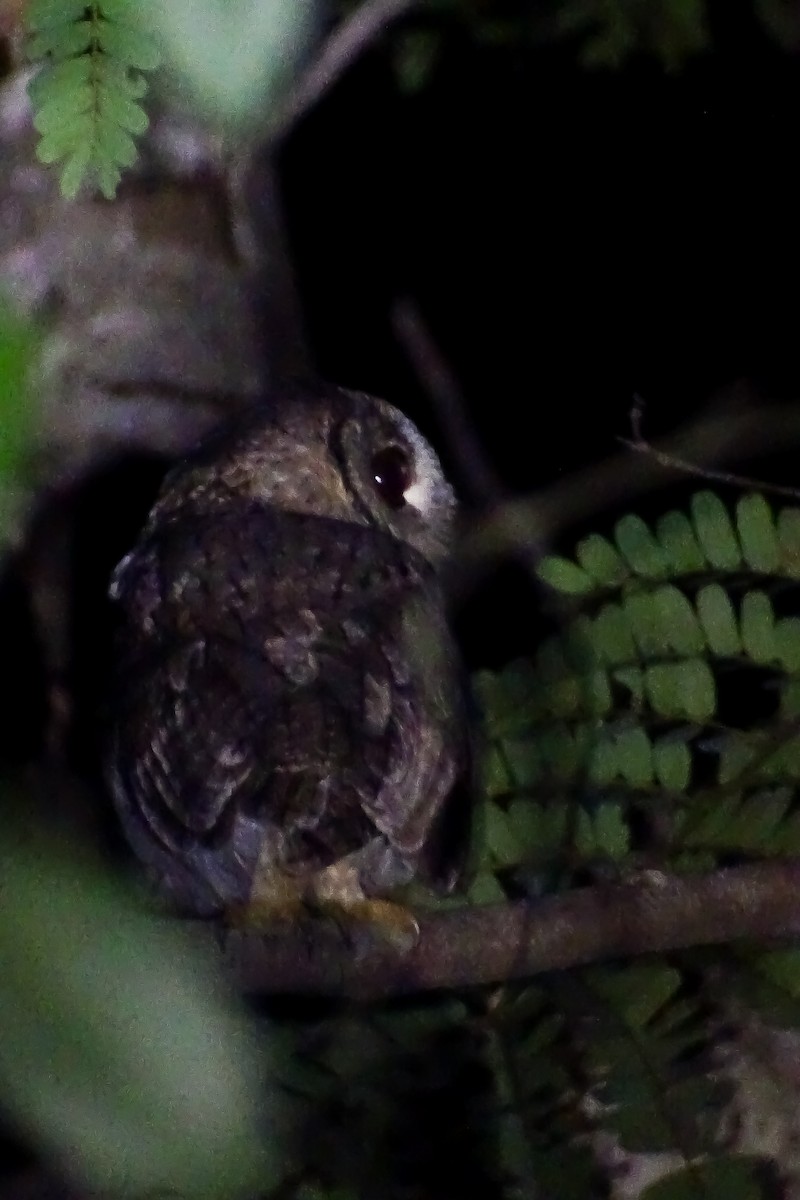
top-left (225, 863), bottom-right (419, 956)
top-left (308, 859), bottom-right (419, 954)
top-left (311, 896), bottom-right (420, 956)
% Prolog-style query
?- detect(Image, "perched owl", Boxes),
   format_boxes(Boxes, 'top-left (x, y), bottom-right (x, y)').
top-left (107, 382), bottom-right (471, 925)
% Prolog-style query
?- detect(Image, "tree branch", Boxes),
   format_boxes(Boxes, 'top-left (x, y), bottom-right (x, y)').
top-left (274, 0), bottom-right (417, 141)
top-left (224, 860), bottom-right (800, 1000)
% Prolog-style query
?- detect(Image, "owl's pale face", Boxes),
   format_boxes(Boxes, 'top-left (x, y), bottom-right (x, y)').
top-left (149, 386), bottom-right (456, 564)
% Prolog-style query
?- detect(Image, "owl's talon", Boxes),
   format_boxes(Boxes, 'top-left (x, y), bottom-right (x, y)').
top-left (314, 897), bottom-right (420, 956)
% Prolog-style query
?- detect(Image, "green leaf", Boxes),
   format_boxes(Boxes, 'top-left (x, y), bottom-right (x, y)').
top-left (593, 602), bottom-right (637, 664)
top-left (28, 19), bottom-right (94, 59)
top-left (59, 140), bottom-right (92, 198)
top-left (736, 493), bottom-right (779, 573)
top-left (534, 725), bottom-right (582, 781)
top-left (653, 584), bottom-right (705, 655)
top-left (27, 55), bottom-right (91, 107)
top-left (536, 554), bottom-right (594, 595)
top-left (781, 678), bottom-right (800, 717)
top-left (576, 532), bottom-right (628, 585)
top-left (696, 583), bottom-right (741, 656)
top-left (33, 84), bottom-right (93, 133)
top-left (776, 616), bottom-right (800, 672)
top-left (101, 17), bottom-right (161, 70)
top-left (657, 508), bottom-right (706, 573)
top-left (28, 0), bottom-right (89, 27)
top-left (740, 590), bottom-right (776, 664)
top-left (485, 800), bottom-right (525, 863)
top-left (0, 827), bottom-right (273, 1199)
top-left (717, 733), bottom-right (757, 785)
top-left (625, 591), bottom-right (671, 657)
top-left (614, 726), bottom-right (653, 788)
top-left (691, 491), bottom-right (741, 570)
top-left (592, 802), bottom-right (631, 858)
top-left (589, 735), bottom-right (619, 786)
top-left (646, 659), bottom-right (715, 721)
top-left (756, 947), bottom-right (800, 995)
top-left (653, 736), bottom-right (691, 791)
top-left (97, 77), bottom-right (149, 134)
top-left (613, 664), bottom-right (645, 705)
top-left (729, 946), bottom-right (800, 1026)
top-left (480, 744), bottom-right (512, 799)
top-left (777, 506), bottom-right (800, 578)
top-left (467, 871), bottom-right (506, 904)
top-left (502, 738), bottom-right (543, 788)
top-left (36, 109), bottom-right (93, 162)
top-left (615, 513), bottom-right (669, 577)
top-left (94, 115), bottom-right (139, 167)
top-left (591, 962), bottom-right (681, 1029)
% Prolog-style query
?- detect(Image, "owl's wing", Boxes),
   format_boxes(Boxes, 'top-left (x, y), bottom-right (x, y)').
top-left (111, 507), bottom-right (470, 906)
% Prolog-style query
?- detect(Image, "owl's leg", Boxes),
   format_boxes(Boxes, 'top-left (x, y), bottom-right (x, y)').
top-left (311, 861), bottom-right (420, 954)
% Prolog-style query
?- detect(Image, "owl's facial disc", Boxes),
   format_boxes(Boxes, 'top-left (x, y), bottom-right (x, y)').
top-left (368, 438), bottom-right (444, 520)
top-left (334, 400), bottom-right (456, 564)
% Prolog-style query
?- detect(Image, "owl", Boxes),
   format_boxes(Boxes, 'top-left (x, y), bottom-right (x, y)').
top-left (106, 382), bottom-right (471, 927)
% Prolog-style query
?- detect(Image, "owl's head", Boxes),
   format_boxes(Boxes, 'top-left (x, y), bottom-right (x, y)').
top-left (150, 384), bottom-right (457, 564)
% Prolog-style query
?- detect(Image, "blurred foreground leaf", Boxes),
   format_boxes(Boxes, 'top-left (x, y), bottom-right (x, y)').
top-left (0, 301), bottom-right (38, 540)
top-left (0, 824), bottom-right (277, 1199)
top-left (137, 0), bottom-right (316, 126)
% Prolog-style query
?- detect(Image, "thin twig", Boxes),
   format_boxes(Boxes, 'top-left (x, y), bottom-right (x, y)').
top-left (455, 399), bottom-right (800, 593)
top-left (223, 860), bottom-right (800, 999)
top-left (392, 297), bottom-right (506, 506)
top-left (621, 394), bottom-right (800, 504)
top-left (274, 0), bottom-right (418, 142)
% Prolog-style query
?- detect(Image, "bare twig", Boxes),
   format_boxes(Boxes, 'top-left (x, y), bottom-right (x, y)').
top-left (223, 860), bottom-right (800, 999)
top-left (455, 399), bottom-right (800, 592)
top-left (392, 297), bottom-right (505, 506)
top-left (621, 394), bottom-right (800, 504)
top-left (274, 0), bottom-right (417, 142)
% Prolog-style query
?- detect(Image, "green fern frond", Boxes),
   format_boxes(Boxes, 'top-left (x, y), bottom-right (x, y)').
top-left (537, 491), bottom-right (800, 597)
top-left (26, 0), bottom-right (159, 199)
top-left (581, 962), bottom-right (723, 1155)
top-left (476, 490), bottom-right (800, 903)
top-left (726, 947), bottom-right (800, 1028)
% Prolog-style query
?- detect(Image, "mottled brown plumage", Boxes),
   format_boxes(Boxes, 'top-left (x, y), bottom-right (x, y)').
top-left (107, 383), bottom-right (471, 919)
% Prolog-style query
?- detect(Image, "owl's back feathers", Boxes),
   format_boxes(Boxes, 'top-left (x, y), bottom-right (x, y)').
top-left (110, 503), bottom-right (469, 915)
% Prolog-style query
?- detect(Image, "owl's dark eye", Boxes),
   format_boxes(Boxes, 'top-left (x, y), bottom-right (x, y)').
top-left (370, 444), bottom-right (413, 508)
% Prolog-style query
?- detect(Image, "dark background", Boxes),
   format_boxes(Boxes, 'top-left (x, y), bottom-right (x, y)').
top-left (285, 1), bottom-right (800, 488)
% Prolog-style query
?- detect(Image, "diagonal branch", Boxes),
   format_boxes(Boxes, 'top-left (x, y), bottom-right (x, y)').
top-left (392, 297), bottom-right (506, 507)
top-left (224, 859), bottom-right (800, 1000)
top-left (274, 0), bottom-right (418, 141)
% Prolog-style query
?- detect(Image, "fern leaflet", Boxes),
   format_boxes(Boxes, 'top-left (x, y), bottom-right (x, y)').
top-left (26, 0), bottom-right (159, 199)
